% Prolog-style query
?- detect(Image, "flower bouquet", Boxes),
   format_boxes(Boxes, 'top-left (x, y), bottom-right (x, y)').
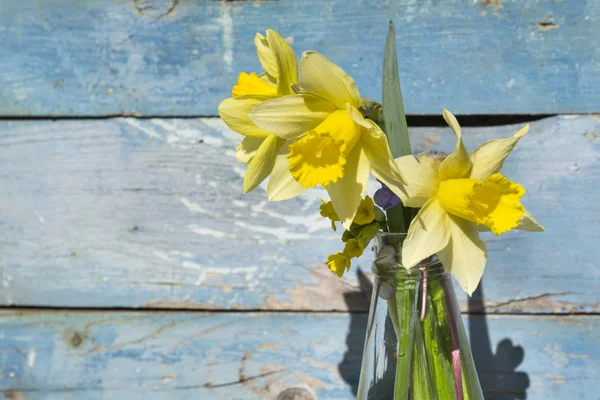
top-left (219, 22), bottom-right (544, 400)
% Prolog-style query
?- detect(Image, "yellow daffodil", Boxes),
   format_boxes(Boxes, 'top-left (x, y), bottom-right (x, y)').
top-left (218, 30), bottom-right (306, 199)
top-left (387, 110), bottom-right (544, 295)
top-left (249, 52), bottom-right (405, 228)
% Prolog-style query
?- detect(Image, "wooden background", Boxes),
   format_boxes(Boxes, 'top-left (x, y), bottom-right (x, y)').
top-left (0, 0), bottom-right (598, 399)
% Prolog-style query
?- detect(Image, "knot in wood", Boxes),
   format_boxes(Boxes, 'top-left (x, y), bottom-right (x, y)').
top-left (134, 0), bottom-right (178, 19)
top-left (276, 387), bottom-right (317, 400)
top-left (67, 331), bottom-right (85, 348)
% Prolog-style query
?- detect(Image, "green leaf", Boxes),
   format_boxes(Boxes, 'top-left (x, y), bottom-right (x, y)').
top-left (382, 20), bottom-right (411, 158)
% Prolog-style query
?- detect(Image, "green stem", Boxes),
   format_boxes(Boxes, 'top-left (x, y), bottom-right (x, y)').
top-left (386, 204), bottom-right (406, 234)
top-left (391, 281), bottom-right (416, 399)
top-left (423, 281), bottom-right (457, 399)
top-left (379, 270), bottom-right (418, 399)
top-left (391, 273), bottom-right (473, 399)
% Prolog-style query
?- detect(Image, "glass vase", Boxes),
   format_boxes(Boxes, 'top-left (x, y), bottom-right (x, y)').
top-left (357, 233), bottom-right (484, 400)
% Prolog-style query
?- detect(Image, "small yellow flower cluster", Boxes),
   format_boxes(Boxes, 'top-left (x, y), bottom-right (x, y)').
top-left (321, 196), bottom-right (383, 277)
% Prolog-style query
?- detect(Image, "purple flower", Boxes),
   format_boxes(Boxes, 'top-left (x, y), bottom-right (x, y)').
top-left (374, 185), bottom-right (401, 210)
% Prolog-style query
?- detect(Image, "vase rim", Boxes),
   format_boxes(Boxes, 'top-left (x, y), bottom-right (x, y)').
top-left (371, 255), bottom-right (445, 278)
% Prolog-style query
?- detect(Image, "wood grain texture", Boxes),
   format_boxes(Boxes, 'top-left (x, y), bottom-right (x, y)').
top-left (0, 115), bottom-right (598, 312)
top-left (0, 311), bottom-right (597, 400)
top-left (1, 0), bottom-right (599, 116)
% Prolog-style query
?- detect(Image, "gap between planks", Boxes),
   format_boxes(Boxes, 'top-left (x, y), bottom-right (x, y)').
top-left (0, 305), bottom-right (598, 317)
top-left (0, 114), bottom-right (557, 127)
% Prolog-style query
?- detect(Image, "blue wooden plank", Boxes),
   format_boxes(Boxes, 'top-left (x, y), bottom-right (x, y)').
top-left (0, 311), bottom-right (597, 399)
top-left (0, 0), bottom-right (599, 116)
top-left (0, 115), bottom-right (598, 312)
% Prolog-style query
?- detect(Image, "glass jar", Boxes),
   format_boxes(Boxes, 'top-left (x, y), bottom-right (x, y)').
top-left (357, 232), bottom-right (484, 400)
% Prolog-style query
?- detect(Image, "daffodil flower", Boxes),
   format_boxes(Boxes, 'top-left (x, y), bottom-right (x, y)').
top-left (387, 110), bottom-right (544, 295)
top-left (218, 30), bottom-right (306, 199)
top-left (249, 52), bottom-right (405, 228)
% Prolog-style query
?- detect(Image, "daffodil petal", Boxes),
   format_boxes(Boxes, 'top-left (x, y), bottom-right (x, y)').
top-left (236, 137), bottom-right (263, 163)
top-left (299, 51), bottom-right (361, 109)
top-left (437, 216), bottom-right (487, 296)
top-left (265, 29), bottom-right (298, 95)
top-left (346, 104), bottom-right (372, 129)
top-left (250, 94), bottom-right (336, 139)
top-left (255, 32), bottom-right (279, 80)
top-left (243, 135), bottom-right (285, 193)
top-left (439, 109), bottom-right (472, 180)
top-left (417, 152), bottom-right (442, 171)
top-left (392, 153), bottom-right (438, 208)
top-left (267, 145), bottom-right (308, 201)
top-left (327, 144), bottom-right (370, 229)
top-left (219, 96), bottom-right (272, 139)
top-left (360, 117), bottom-right (409, 195)
top-left (469, 124), bottom-right (529, 180)
top-left (402, 199), bottom-right (451, 268)
top-left (346, 106), bottom-right (405, 187)
top-left (516, 209), bottom-right (545, 232)
top-left (258, 72), bottom-right (276, 86)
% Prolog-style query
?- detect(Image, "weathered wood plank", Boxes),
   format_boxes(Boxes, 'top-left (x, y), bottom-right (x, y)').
top-left (1, 0), bottom-right (598, 116)
top-left (0, 311), bottom-right (597, 400)
top-left (0, 116), bottom-right (598, 312)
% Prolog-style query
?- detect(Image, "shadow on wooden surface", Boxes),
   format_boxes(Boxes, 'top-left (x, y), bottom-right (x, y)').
top-left (339, 271), bottom-right (531, 399)
top-left (339, 270), bottom-right (373, 396)
top-left (469, 283), bottom-right (530, 400)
